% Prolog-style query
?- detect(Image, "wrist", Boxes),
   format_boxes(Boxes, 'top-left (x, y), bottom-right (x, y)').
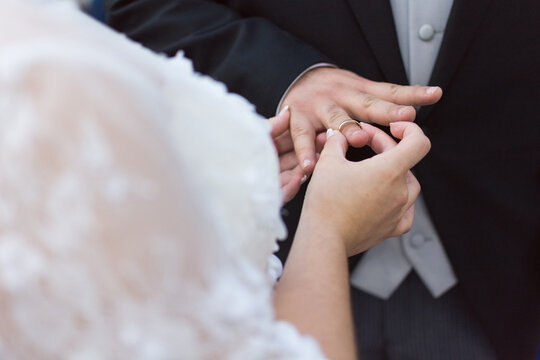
top-left (294, 211), bottom-right (348, 258)
top-left (276, 63), bottom-right (338, 115)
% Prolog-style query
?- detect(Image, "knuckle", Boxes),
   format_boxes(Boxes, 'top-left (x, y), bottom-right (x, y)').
top-left (377, 166), bottom-right (395, 182)
top-left (423, 136), bottom-right (432, 153)
top-left (324, 102), bottom-right (341, 115)
top-left (290, 123), bottom-right (312, 141)
top-left (387, 104), bottom-right (399, 118)
top-left (416, 135), bottom-right (432, 157)
top-left (355, 76), bottom-right (370, 91)
top-left (396, 187), bottom-right (409, 206)
top-left (392, 217), bottom-right (413, 236)
top-left (411, 181), bottom-right (421, 199)
top-left (333, 80), bottom-right (347, 92)
top-left (401, 218), bottom-right (414, 234)
top-left (388, 84), bottom-right (400, 98)
top-left (382, 164), bottom-right (401, 181)
top-left (325, 103), bottom-right (346, 125)
top-left (314, 86), bottom-right (331, 98)
top-left (415, 85), bottom-right (425, 96)
top-left (362, 94), bottom-right (377, 109)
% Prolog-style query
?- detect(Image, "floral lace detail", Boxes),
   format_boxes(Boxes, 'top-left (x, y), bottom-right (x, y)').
top-left (161, 54), bottom-right (288, 276)
top-left (0, 1), bottom-right (325, 359)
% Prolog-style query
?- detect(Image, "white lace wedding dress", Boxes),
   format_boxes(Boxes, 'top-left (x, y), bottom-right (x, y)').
top-left (0, 1), bottom-right (326, 358)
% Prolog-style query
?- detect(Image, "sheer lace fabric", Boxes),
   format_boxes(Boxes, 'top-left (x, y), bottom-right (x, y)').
top-left (0, 1), bottom-right (325, 358)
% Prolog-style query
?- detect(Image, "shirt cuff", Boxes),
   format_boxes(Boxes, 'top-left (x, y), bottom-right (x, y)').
top-left (275, 63), bottom-right (338, 115)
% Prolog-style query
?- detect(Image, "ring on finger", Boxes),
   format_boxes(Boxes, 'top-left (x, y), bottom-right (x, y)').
top-left (337, 119), bottom-right (363, 132)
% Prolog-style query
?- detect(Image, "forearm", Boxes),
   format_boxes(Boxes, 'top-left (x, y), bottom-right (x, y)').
top-left (273, 213), bottom-right (356, 360)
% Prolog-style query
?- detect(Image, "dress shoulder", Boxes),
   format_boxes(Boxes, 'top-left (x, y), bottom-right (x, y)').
top-left (0, 1), bottom-right (325, 358)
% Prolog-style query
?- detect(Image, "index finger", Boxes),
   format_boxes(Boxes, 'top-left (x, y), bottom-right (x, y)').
top-left (358, 79), bottom-right (442, 107)
top-left (360, 122), bottom-right (431, 171)
top-left (359, 122), bottom-right (398, 154)
top-left (383, 122), bottom-right (431, 171)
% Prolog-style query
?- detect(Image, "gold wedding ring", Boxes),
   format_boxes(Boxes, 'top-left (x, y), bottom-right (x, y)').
top-left (337, 119), bottom-right (362, 132)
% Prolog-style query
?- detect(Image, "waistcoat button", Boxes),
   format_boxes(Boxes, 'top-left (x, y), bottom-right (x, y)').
top-left (418, 24), bottom-right (435, 41)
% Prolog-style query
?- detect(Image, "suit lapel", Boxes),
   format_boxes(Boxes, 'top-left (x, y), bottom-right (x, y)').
top-left (417, 0), bottom-right (493, 122)
top-left (344, 0), bottom-right (408, 85)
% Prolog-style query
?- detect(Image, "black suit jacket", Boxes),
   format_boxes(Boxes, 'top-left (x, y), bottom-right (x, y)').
top-left (107, 1), bottom-right (540, 358)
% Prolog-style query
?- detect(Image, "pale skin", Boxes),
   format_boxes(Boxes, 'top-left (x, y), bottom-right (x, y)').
top-left (270, 110), bottom-right (431, 359)
top-left (273, 67), bottom-right (443, 201)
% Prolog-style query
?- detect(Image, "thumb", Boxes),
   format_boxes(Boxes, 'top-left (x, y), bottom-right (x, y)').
top-left (320, 129), bottom-right (348, 159)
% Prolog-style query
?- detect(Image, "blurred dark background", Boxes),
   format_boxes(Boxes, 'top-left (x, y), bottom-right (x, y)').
top-left (87, 0), bottom-right (106, 22)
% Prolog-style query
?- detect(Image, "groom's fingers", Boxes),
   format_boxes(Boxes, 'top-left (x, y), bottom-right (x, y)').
top-left (315, 132), bottom-right (327, 153)
top-left (279, 151), bottom-right (299, 171)
top-left (290, 111), bottom-right (317, 173)
top-left (281, 68), bottom-right (439, 173)
top-left (341, 89), bottom-right (417, 126)
top-left (269, 106), bottom-right (290, 138)
top-left (358, 79), bottom-right (443, 107)
top-left (274, 130), bottom-right (294, 155)
top-left (281, 165), bottom-right (304, 203)
top-left (317, 103), bottom-right (369, 148)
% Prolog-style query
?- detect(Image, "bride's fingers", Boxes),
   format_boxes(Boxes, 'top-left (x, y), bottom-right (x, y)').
top-left (390, 172), bottom-right (420, 236)
top-left (280, 151), bottom-right (300, 171)
top-left (269, 106), bottom-right (291, 138)
top-left (319, 129), bottom-right (348, 160)
top-left (405, 171), bottom-right (421, 211)
top-left (314, 129), bottom-right (366, 154)
top-left (362, 121), bottom-right (431, 173)
top-left (385, 122), bottom-right (431, 172)
top-left (359, 122), bottom-right (398, 154)
top-left (393, 204), bottom-right (415, 235)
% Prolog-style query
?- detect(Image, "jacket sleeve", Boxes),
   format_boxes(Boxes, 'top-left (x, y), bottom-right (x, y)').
top-left (106, 0), bottom-right (332, 116)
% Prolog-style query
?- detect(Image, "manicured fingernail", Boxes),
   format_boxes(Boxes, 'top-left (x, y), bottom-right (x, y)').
top-left (279, 105), bottom-right (290, 116)
top-left (301, 174), bottom-right (308, 184)
top-left (426, 87), bottom-right (439, 95)
top-left (302, 159), bottom-right (312, 169)
top-left (326, 128), bottom-right (335, 138)
top-left (351, 129), bottom-right (365, 138)
top-left (397, 107), bottom-right (409, 117)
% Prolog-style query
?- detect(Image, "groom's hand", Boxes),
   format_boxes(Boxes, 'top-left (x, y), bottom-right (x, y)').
top-left (280, 67), bottom-right (442, 174)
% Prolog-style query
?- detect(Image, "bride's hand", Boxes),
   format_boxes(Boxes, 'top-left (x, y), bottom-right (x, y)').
top-left (269, 107), bottom-right (325, 203)
top-left (300, 121), bottom-right (431, 256)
